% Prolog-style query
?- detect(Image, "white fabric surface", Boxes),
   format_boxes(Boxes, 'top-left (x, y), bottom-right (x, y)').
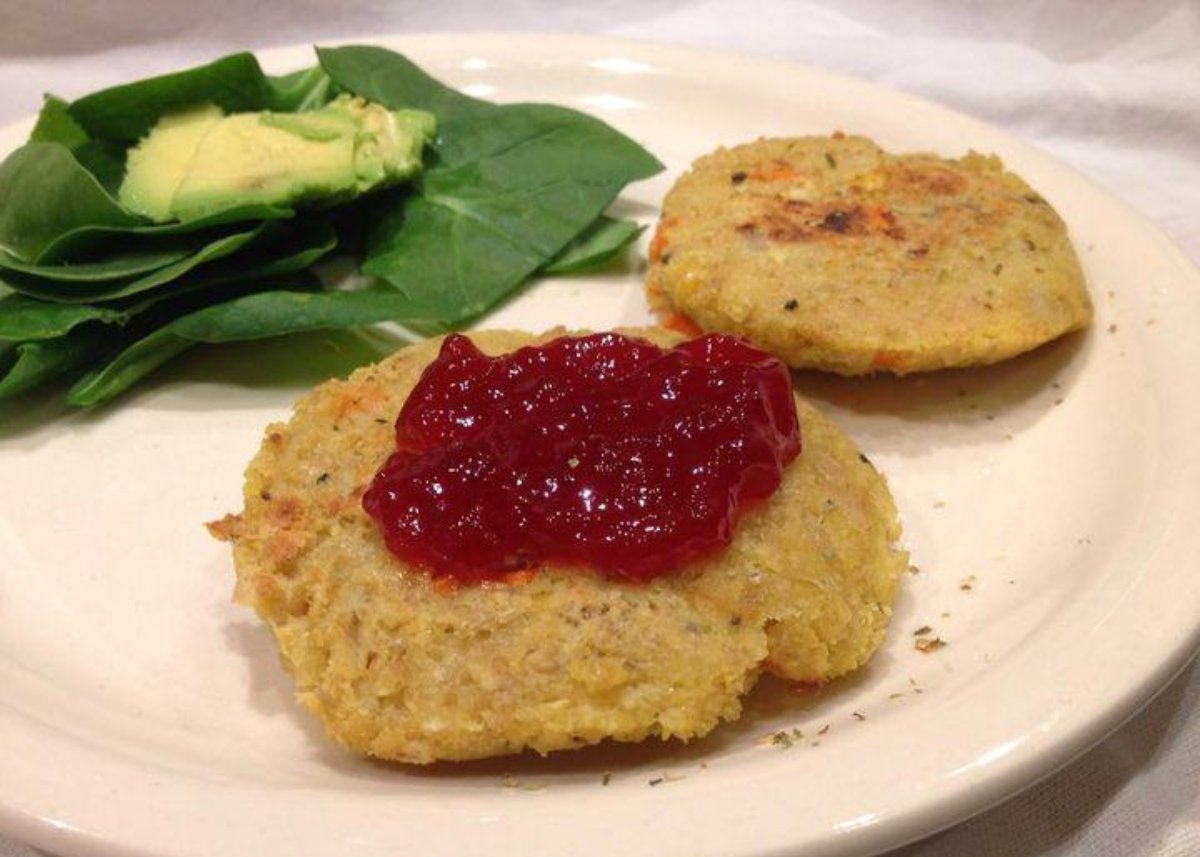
top-left (1, 3), bottom-right (1197, 856)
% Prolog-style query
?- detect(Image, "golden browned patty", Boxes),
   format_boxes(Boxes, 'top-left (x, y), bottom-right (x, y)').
top-left (213, 329), bottom-right (907, 763)
top-left (646, 134), bottom-right (1093, 374)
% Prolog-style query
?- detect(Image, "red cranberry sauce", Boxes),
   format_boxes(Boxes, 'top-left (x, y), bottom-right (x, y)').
top-left (362, 332), bottom-right (801, 582)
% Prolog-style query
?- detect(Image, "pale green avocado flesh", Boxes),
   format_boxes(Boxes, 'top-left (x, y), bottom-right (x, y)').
top-left (118, 96), bottom-right (436, 223)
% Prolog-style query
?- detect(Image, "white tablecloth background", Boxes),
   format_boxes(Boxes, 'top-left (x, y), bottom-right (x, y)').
top-left (2, 3), bottom-right (1197, 856)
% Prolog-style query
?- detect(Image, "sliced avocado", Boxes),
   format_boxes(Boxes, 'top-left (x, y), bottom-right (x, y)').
top-left (118, 104), bottom-right (224, 221)
top-left (353, 108), bottom-right (437, 190)
top-left (118, 95), bottom-right (435, 224)
top-left (172, 112), bottom-right (356, 220)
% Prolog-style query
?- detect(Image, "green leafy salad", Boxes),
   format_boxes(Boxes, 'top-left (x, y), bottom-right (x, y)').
top-left (0, 46), bottom-right (662, 406)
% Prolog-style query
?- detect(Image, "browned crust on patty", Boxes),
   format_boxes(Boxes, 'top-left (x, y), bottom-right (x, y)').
top-left (647, 134), bottom-right (1093, 374)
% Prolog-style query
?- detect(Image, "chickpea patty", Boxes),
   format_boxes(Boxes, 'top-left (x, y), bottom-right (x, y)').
top-left (214, 329), bottom-right (906, 763)
top-left (647, 135), bottom-right (1092, 374)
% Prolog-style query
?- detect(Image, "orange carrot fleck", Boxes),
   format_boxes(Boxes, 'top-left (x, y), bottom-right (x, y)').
top-left (750, 164), bottom-right (803, 182)
top-left (870, 350), bottom-right (906, 371)
top-left (648, 228), bottom-right (670, 263)
top-left (862, 205), bottom-right (895, 231)
top-left (662, 313), bottom-right (704, 339)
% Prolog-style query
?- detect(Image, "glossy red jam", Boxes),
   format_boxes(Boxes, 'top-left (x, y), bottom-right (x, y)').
top-left (362, 332), bottom-right (801, 583)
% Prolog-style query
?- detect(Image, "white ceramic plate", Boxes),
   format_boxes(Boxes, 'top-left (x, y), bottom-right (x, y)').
top-left (2, 33), bottom-right (1199, 857)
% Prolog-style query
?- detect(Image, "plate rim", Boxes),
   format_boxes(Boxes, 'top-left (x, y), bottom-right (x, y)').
top-left (2, 30), bottom-right (1200, 857)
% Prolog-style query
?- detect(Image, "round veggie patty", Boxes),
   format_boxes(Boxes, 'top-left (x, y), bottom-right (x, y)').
top-left (213, 329), bottom-right (907, 763)
top-left (646, 134), bottom-right (1093, 374)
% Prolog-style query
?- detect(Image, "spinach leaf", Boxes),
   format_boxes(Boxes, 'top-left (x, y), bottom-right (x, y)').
top-left (0, 215), bottom-right (334, 346)
top-left (319, 45), bottom-right (662, 327)
top-left (38, 203), bottom-right (292, 264)
top-left (67, 283), bottom-right (420, 406)
top-left (0, 143), bottom-right (144, 262)
top-left (360, 105), bottom-right (660, 325)
top-left (6, 64), bottom-right (303, 267)
top-left (0, 244), bottom-right (193, 282)
top-left (0, 326), bottom-right (110, 401)
top-left (317, 46), bottom-right (489, 125)
top-left (543, 216), bottom-right (644, 274)
top-left (267, 65), bottom-right (339, 112)
top-left (68, 53), bottom-right (275, 141)
top-left (68, 54), bottom-right (340, 144)
top-left (418, 103), bottom-right (659, 256)
top-left (0, 295), bottom-right (122, 341)
top-left (193, 216), bottom-right (338, 285)
top-left (3, 46), bottom-right (662, 408)
top-left (66, 332), bottom-right (194, 406)
top-left (0, 142), bottom-right (271, 272)
top-left (74, 141), bottom-right (129, 196)
top-left (3, 224), bottom-right (266, 303)
top-left (359, 196), bottom-right (535, 326)
top-left (29, 96), bottom-right (128, 194)
top-left (30, 97), bottom-right (90, 148)
top-left (164, 285), bottom-right (420, 341)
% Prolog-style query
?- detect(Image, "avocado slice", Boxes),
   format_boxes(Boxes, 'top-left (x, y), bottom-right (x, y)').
top-left (119, 96), bottom-right (435, 223)
top-left (118, 104), bottom-right (224, 221)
